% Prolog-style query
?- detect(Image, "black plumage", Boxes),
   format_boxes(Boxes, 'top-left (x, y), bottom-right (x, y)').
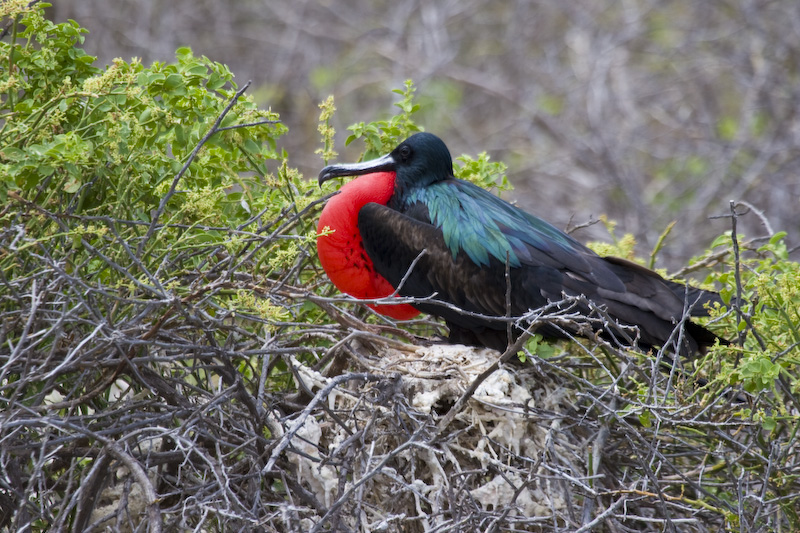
top-left (320, 133), bottom-right (724, 354)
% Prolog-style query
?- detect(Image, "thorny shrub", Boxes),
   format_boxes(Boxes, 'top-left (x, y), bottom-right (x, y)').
top-left (1, 4), bottom-right (799, 532)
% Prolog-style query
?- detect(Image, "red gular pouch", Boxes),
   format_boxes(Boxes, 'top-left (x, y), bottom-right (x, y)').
top-left (317, 171), bottom-right (420, 320)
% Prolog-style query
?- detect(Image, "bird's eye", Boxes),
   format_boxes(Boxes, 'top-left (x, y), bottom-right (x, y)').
top-left (398, 145), bottom-right (412, 160)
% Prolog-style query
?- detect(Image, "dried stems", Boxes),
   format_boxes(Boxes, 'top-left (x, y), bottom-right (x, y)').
top-left (2, 105), bottom-right (799, 533)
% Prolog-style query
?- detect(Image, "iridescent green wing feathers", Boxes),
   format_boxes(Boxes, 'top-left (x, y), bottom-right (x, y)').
top-left (408, 179), bottom-right (613, 280)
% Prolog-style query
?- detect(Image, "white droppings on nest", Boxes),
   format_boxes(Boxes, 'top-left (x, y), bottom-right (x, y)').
top-left (292, 357), bottom-right (342, 410)
top-left (89, 436), bottom-right (163, 533)
top-left (386, 344), bottom-right (573, 516)
top-left (288, 342), bottom-right (579, 525)
top-left (286, 414), bottom-right (340, 507)
top-left (470, 473), bottom-right (556, 517)
top-left (378, 344), bottom-right (512, 414)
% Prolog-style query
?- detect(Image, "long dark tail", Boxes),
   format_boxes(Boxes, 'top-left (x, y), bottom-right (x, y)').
top-left (664, 280), bottom-right (725, 317)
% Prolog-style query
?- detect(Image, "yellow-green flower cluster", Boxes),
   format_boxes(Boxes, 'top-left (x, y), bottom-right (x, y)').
top-left (315, 95), bottom-right (338, 163)
top-left (81, 58), bottom-right (138, 95)
top-left (0, 0), bottom-right (34, 18)
top-left (236, 290), bottom-right (290, 328)
top-left (183, 186), bottom-right (221, 222)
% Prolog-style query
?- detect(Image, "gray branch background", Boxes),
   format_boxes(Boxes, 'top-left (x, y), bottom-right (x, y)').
top-left (53, 0), bottom-right (800, 267)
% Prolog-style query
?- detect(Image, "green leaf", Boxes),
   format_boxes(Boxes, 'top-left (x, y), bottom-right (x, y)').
top-left (207, 73), bottom-right (225, 91)
top-left (242, 139), bottom-right (261, 154)
top-left (164, 73), bottom-right (184, 92)
top-left (175, 124), bottom-right (186, 147)
top-left (1, 147), bottom-right (27, 162)
top-left (710, 233), bottom-right (730, 248)
top-left (769, 232), bottom-right (787, 245)
top-left (185, 65), bottom-right (209, 77)
top-left (63, 176), bottom-right (81, 193)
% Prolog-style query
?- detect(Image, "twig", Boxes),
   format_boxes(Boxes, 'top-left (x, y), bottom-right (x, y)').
top-left (137, 81), bottom-right (253, 257)
top-left (390, 248), bottom-right (428, 295)
top-left (309, 425), bottom-right (430, 533)
top-left (505, 251), bottom-right (513, 347)
top-left (730, 201), bottom-right (746, 347)
top-left (103, 439), bottom-right (162, 533)
top-left (574, 494), bottom-right (628, 533)
top-left (263, 370), bottom-right (384, 473)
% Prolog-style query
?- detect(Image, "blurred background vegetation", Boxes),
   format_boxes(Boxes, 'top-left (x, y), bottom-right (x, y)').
top-left (52, 0), bottom-right (800, 268)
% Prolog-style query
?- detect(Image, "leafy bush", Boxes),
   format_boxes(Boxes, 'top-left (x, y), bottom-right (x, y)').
top-left (2, 4), bottom-right (799, 532)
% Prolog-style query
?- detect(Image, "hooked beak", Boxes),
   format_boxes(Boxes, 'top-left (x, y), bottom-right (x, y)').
top-left (318, 153), bottom-right (396, 186)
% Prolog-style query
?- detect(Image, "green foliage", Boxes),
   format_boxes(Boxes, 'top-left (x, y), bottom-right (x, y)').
top-left (689, 231), bottom-right (800, 527)
top-left (0, 3), bottom-right (317, 277)
top-left (1, 7), bottom-right (286, 224)
top-left (701, 232), bottom-right (800, 400)
top-left (1, 6), bottom-right (341, 528)
top-left (454, 152), bottom-right (511, 194)
top-left (565, 222), bottom-right (800, 529)
top-left (558, 207), bottom-right (800, 470)
top-left (523, 333), bottom-right (560, 360)
top-left (585, 215), bottom-right (639, 262)
top-left (345, 79), bottom-right (422, 159)
top-left (1, 0), bottom-right (325, 436)
top-left (341, 79), bottom-right (511, 193)
top-left (585, 217), bottom-right (800, 436)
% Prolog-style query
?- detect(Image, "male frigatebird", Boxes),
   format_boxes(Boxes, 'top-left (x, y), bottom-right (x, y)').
top-left (317, 132), bottom-right (722, 354)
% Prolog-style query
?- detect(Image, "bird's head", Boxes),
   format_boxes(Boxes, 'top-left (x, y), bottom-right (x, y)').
top-left (318, 133), bottom-right (454, 192)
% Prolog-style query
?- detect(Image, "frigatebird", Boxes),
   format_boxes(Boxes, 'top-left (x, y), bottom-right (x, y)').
top-left (317, 132), bottom-right (722, 354)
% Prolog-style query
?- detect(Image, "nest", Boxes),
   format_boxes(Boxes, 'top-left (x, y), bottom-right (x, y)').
top-left (258, 334), bottom-right (764, 532)
top-left (278, 343), bottom-right (579, 531)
